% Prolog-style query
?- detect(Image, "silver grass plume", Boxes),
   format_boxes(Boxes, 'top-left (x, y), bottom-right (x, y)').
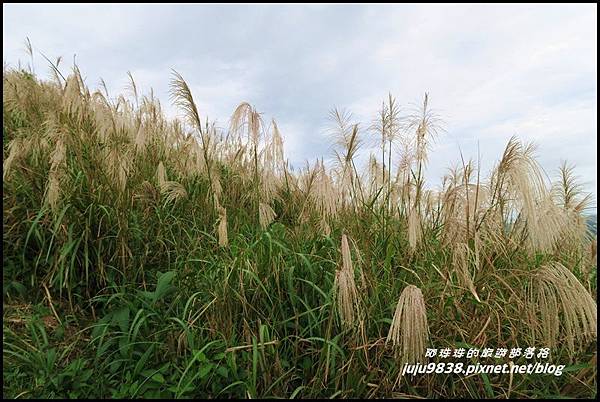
top-left (333, 234), bottom-right (363, 329)
top-left (386, 284), bottom-right (429, 365)
top-left (527, 262), bottom-right (597, 354)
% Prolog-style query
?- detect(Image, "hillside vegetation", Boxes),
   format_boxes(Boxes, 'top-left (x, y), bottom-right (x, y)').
top-left (3, 62), bottom-right (597, 398)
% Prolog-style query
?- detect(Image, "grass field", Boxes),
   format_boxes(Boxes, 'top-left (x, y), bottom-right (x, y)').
top-left (2, 60), bottom-right (597, 398)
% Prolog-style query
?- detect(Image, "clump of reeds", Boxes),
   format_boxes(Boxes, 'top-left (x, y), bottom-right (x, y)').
top-left (3, 54), bottom-right (598, 398)
top-left (490, 137), bottom-right (567, 252)
top-left (229, 102), bottom-right (282, 229)
top-left (298, 158), bottom-right (339, 235)
top-left (169, 70), bottom-right (215, 201)
top-left (439, 160), bottom-right (489, 246)
top-left (527, 262), bottom-right (597, 354)
top-left (551, 161), bottom-right (594, 250)
top-left (333, 234), bottom-right (362, 329)
top-left (329, 109), bottom-right (363, 207)
top-left (386, 284), bottom-right (429, 364)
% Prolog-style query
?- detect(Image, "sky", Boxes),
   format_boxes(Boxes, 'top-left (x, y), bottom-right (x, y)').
top-left (3, 3), bottom-right (597, 203)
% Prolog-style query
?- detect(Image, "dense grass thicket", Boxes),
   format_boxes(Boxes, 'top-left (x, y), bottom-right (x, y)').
top-left (2, 61), bottom-right (597, 398)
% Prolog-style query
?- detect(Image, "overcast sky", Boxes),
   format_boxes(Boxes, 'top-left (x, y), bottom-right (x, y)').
top-left (3, 3), bottom-right (597, 202)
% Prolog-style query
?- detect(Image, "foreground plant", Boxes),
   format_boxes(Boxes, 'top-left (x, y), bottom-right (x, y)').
top-left (386, 284), bottom-right (430, 365)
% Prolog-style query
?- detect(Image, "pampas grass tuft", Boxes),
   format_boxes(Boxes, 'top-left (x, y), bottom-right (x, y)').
top-left (386, 284), bottom-right (429, 365)
top-left (334, 234), bottom-right (363, 329)
top-left (527, 262), bottom-right (597, 354)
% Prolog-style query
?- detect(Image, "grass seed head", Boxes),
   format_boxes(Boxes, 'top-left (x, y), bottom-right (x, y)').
top-left (386, 284), bottom-right (429, 365)
top-left (527, 262), bottom-right (597, 354)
